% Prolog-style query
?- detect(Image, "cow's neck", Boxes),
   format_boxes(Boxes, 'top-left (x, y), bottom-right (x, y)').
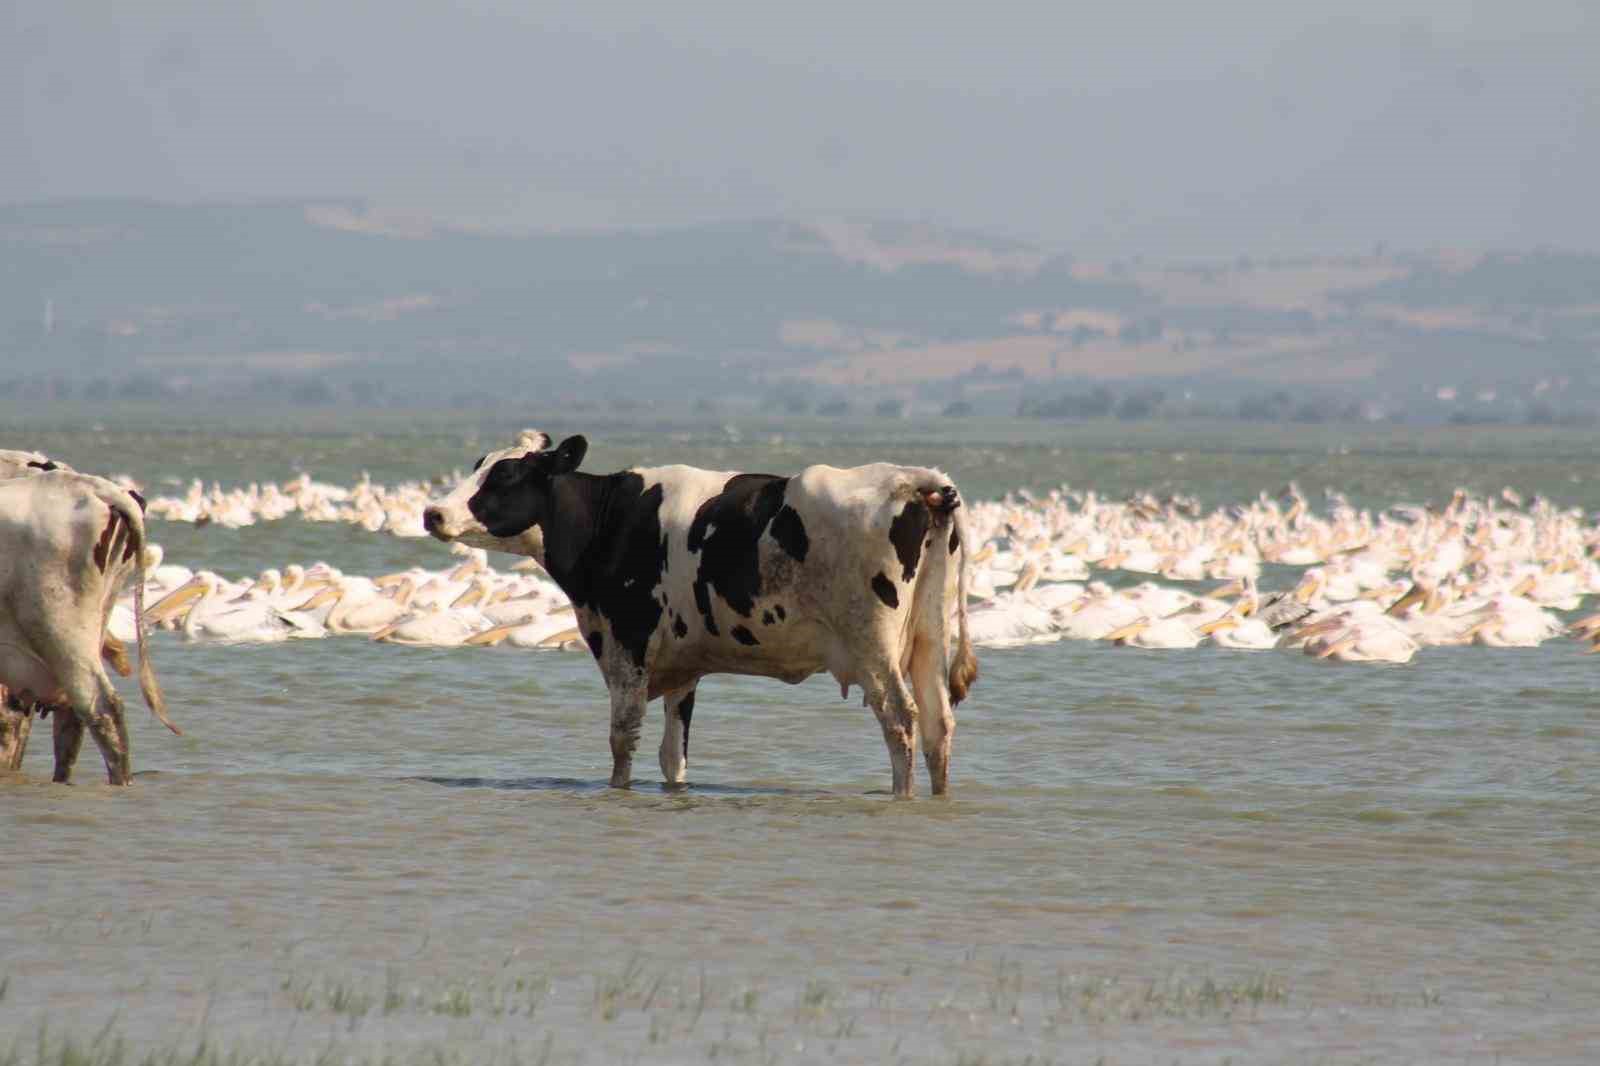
top-left (536, 472), bottom-right (615, 605)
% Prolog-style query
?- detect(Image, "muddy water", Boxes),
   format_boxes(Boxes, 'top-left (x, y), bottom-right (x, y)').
top-left (1, 418), bottom-right (1597, 1063)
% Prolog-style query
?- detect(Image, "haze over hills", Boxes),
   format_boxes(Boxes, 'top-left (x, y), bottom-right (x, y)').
top-left (5, 199), bottom-right (1599, 424)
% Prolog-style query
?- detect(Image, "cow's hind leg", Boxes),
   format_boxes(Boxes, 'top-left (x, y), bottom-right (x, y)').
top-left (868, 672), bottom-right (919, 799)
top-left (49, 658), bottom-right (129, 786)
top-left (909, 637), bottom-right (956, 796)
top-left (608, 680), bottom-right (647, 789)
top-left (658, 684), bottom-right (697, 787)
top-left (83, 694), bottom-right (132, 786)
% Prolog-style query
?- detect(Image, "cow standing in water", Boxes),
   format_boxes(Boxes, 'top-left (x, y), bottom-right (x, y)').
top-left (423, 431), bottom-right (977, 797)
top-left (0, 468), bottom-right (179, 783)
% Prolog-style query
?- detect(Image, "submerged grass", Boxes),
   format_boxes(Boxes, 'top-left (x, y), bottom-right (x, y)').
top-left (277, 963), bottom-right (554, 1023)
top-left (6, 960), bottom-right (1475, 1066)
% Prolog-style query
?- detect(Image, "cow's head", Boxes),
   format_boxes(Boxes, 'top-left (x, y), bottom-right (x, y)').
top-left (423, 430), bottom-right (587, 562)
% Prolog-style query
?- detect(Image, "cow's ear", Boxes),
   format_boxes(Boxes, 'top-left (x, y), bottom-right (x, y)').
top-left (551, 435), bottom-right (588, 474)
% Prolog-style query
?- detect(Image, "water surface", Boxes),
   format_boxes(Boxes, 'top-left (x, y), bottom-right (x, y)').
top-left (2, 417), bottom-right (1596, 1064)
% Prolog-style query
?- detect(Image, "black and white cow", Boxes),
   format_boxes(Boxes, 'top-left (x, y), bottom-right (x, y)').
top-left (423, 431), bottom-right (978, 797)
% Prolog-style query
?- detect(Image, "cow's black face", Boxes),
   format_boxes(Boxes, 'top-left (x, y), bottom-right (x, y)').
top-left (467, 435), bottom-right (588, 538)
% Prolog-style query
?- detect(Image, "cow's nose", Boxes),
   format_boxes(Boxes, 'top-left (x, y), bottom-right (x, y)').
top-left (422, 507), bottom-right (444, 535)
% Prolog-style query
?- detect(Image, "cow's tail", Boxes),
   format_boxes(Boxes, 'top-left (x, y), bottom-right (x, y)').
top-left (947, 503), bottom-right (979, 706)
top-left (97, 484), bottom-right (182, 736)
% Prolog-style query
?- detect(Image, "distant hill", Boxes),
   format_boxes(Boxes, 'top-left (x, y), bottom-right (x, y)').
top-left (4, 200), bottom-right (1599, 423)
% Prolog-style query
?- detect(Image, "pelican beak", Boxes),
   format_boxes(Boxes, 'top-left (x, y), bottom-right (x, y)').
top-left (451, 584), bottom-right (485, 609)
top-left (146, 577), bottom-right (208, 624)
top-left (539, 626), bottom-right (582, 648)
top-left (1315, 632), bottom-right (1358, 660)
top-left (464, 623), bottom-right (518, 647)
top-left (1385, 583), bottom-right (1426, 616)
top-left (1103, 620), bottom-right (1147, 644)
top-left (374, 572), bottom-right (410, 589)
top-left (293, 586), bottom-right (341, 612)
top-left (1196, 617), bottom-right (1236, 635)
top-left (1213, 578), bottom-right (1246, 599)
top-left (1567, 612), bottom-right (1600, 637)
top-left (1293, 617), bottom-right (1343, 641)
top-left (1510, 575), bottom-right (1537, 598)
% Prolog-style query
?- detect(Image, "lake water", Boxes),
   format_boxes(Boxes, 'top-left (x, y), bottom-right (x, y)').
top-left (1, 414), bottom-right (1597, 1064)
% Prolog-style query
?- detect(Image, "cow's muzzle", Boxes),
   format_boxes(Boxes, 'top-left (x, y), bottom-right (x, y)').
top-left (422, 507), bottom-right (449, 539)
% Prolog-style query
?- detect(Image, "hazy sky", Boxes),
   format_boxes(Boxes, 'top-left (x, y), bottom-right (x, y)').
top-left (9, 0), bottom-right (1598, 257)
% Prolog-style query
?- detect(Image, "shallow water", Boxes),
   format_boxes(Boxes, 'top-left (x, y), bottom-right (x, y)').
top-left (2, 418), bottom-right (1598, 1064)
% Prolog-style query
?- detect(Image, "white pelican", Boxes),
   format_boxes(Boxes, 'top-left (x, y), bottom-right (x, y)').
top-left (146, 572), bottom-right (326, 643)
top-left (295, 576), bottom-right (417, 636)
top-left (1290, 612), bottom-right (1419, 664)
top-left (1103, 614), bottom-right (1204, 649)
top-left (464, 609), bottom-right (581, 649)
top-left (371, 606), bottom-right (488, 647)
top-left (1198, 613), bottom-right (1278, 649)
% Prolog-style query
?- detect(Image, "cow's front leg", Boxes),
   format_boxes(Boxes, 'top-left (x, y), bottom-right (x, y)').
top-left (0, 692), bottom-right (33, 771)
top-left (51, 707), bottom-right (86, 784)
top-left (608, 680), bottom-right (647, 789)
top-left (659, 684), bottom-right (697, 787)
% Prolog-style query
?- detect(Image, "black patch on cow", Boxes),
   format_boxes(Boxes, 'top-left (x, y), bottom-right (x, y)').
top-left (586, 631), bottom-right (604, 659)
top-left (672, 615), bottom-right (688, 639)
top-left (871, 572), bottom-right (899, 609)
top-left (465, 435), bottom-right (589, 541)
top-left (487, 453), bottom-right (666, 670)
top-left (685, 474), bottom-right (792, 636)
top-left (949, 527), bottom-right (960, 554)
top-left (770, 505), bottom-right (809, 562)
top-left (775, 604), bottom-right (786, 621)
top-left (889, 500), bottom-right (930, 581)
top-left (762, 610), bottom-right (775, 626)
top-left (677, 690), bottom-right (695, 757)
top-left (26, 459), bottom-right (58, 472)
top-left (730, 625), bottom-right (760, 646)
top-left (92, 512), bottom-right (118, 572)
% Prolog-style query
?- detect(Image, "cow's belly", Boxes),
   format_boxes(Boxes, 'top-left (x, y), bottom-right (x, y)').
top-left (0, 622), bottom-right (62, 702)
top-left (648, 622), bottom-right (833, 699)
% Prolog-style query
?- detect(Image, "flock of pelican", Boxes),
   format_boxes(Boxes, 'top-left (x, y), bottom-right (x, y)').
top-left (128, 545), bottom-right (583, 650)
top-left (125, 474), bottom-right (1600, 666)
top-left (145, 472), bottom-right (433, 535)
